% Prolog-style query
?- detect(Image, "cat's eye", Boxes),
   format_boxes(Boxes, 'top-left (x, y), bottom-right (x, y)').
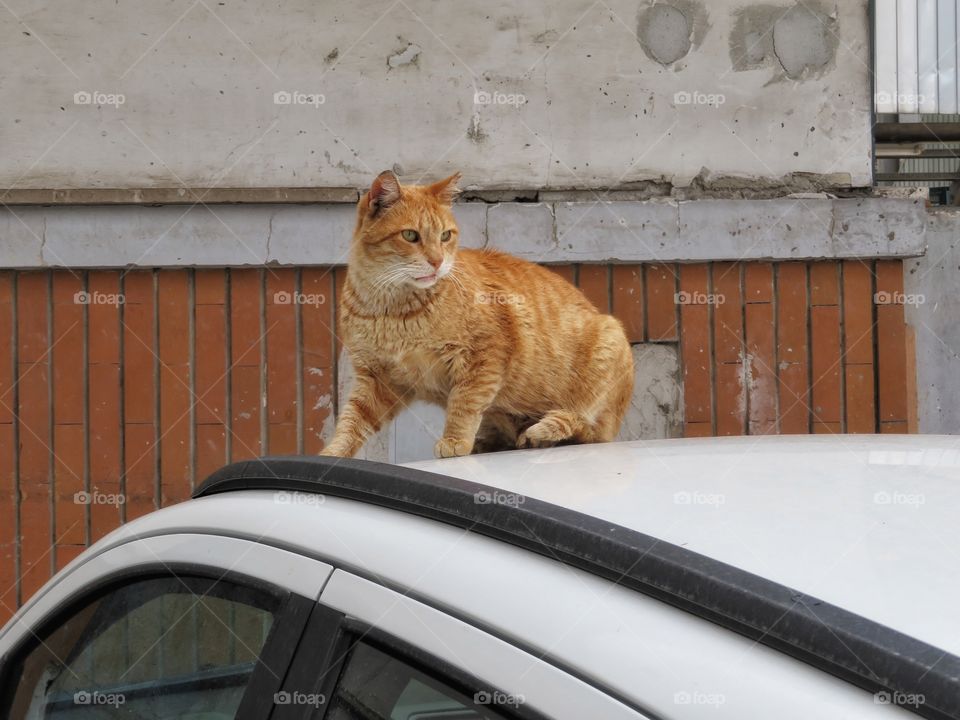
top-left (401, 229), bottom-right (420, 243)
top-left (440, 230), bottom-right (452, 242)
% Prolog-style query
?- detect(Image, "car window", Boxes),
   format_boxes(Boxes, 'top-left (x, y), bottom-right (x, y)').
top-left (324, 641), bottom-right (519, 720)
top-left (6, 575), bottom-right (280, 720)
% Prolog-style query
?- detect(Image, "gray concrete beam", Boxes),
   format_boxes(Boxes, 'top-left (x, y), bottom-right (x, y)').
top-left (0, 198), bottom-right (928, 269)
top-left (905, 209), bottom-right (960, 434)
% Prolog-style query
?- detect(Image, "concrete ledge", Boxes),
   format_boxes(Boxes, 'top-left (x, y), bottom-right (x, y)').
top-left (0, 198), bottom-right (928, 268)
top-left (0, 187), bottom-right (360, 205)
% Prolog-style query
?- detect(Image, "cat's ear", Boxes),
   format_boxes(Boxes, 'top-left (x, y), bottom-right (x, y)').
top-left (427, 172), bottom-right (462, 205)
top-left (368, 170), bottom-right (402, 216)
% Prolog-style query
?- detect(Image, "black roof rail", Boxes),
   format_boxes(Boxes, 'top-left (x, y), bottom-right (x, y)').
top-left (194, 456), bottom-right (960, 720)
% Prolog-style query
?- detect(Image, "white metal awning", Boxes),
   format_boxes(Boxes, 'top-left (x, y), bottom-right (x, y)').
top-left (876, 0), bottom-right (960, 113)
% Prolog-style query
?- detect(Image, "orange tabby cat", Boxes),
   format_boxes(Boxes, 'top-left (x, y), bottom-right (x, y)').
top-left (320, 170), bottom-right (634, 458)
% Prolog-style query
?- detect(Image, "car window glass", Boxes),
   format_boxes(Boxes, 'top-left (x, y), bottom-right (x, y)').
top-left (325, 641), bottom-right (518, 720)
top-left (7, 575), bottom-right (279, 720)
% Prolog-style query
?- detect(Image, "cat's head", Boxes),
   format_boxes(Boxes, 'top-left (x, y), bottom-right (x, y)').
top-left (352, 170), bottom-right (461, 291)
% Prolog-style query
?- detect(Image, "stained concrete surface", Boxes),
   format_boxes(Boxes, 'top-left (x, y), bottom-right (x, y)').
top-left (2, 0), bottom-right (871, 190)
top-left (905, 209), bottom-right (960, 434)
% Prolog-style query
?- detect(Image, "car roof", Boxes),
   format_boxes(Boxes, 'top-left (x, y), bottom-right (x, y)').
top-left (406, 434), bottom-right (960, 657)
top-left (195, 436), bottom-right (960, 719)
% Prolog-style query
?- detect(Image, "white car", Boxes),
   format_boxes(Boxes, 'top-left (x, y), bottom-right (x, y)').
top-left (1, 435), bottom-right (958, 720)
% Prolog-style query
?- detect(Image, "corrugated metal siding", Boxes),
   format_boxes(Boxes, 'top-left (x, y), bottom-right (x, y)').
top-left (889, 113), bottom-right (960, 189)
top-left (876, 0), bottom-right (960, 113)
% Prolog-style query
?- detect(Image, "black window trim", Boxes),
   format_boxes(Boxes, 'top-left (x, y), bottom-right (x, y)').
top-left (0, 562), bottom-right (325, 720)
top-left (270, 601), bottom-right (347, 720)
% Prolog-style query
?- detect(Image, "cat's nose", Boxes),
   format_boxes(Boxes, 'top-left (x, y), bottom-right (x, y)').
top-left (427, 256), bottom-right (442, 270)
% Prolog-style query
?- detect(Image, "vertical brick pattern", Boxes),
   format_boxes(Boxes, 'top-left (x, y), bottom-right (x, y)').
top-left (876, 261), bottom-right (910, 432)
top-left (0, 273), bottom-right (16, 618)
top-left (266, 270), bottom-right (299, 455)
top-left (712, 263), bottom-right (745, 436)
top-left (51, 274), bottom-right (86, 569)
top-left (0, 260), bottom-right (917, 624)
top-left (88, 271), bottom-right (123, 542)
top-left (776, 264), bottom-right (809, 434)
top-left (16, 273), bottom-right (52, 603)
top-left (123, 271), bottom-right (157, 521)
top-left (678, 264), bottom-right (712, 437)
top-left (744, 264), bottom-right (777, 435)
top-left (194, 271), bottom-right (228, 482)
top-left (158, 271), bottom-right (192, 505)
top-left (301, 270), bottom-right (336, 455)
top-left (230, 270), bottom-right (264, 462)
top-left (842, 262), bottom-right (876, 433)
top-left (809, 263), bottom-right (843, 433)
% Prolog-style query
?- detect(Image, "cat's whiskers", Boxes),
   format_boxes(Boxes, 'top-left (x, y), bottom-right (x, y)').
top-left (445, 263), bottom-right (466, 296)
top-left (370, 265), bottom-right (413, 294)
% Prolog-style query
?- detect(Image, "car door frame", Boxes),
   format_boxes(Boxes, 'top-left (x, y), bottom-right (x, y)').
top-left (0, 532), bottom-right (340, 720)
top-left (313, 568), bottom-right (648, 720)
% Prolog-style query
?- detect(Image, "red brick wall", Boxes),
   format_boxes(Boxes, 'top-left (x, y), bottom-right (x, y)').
top-left (0, 261), bottom-right (913, 623)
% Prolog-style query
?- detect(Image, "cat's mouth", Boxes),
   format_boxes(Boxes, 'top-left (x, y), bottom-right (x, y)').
top-left (412, 272), bottom-right (439, 286)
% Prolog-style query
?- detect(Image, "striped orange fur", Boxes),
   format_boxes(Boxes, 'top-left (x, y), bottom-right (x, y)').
top-left (321, 170), bottom-right (634, 458)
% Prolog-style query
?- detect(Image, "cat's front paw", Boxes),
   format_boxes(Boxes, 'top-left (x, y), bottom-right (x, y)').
top-left (435, 437), bottom-right (473, 458)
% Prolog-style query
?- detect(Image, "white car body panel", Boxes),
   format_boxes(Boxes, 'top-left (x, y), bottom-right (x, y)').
top-left (320, 569), bottom-right (645, 720)
top-left (0, 489), bottom-right (913, 719)
top-left (408, 435), bottom-right (960, 656)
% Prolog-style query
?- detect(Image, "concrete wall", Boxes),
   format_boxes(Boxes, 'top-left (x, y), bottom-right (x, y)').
top-left (0, 196), bottom-right (927, 268)
top-left (905, 209), bottom-right (960, 434)
top-left (1, 0), bottom-right (871, 191)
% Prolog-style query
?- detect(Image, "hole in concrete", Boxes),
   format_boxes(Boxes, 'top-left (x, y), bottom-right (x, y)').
top-left (743, 30), bottom-right (767, 64)
top-left (638, 5), bottom-right (692, 65)
top-left (772, 6), bottom-right (834, 78)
